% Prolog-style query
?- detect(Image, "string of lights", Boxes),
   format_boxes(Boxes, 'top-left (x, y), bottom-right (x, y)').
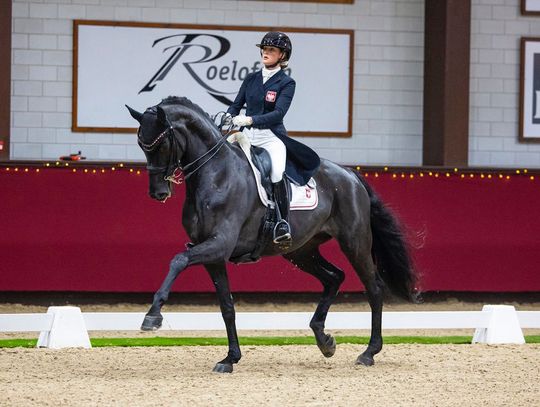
top-left (1, 162), bottom-right (143, 176)
top-left (0, 162), bottom-right (537, 181)
top-left (354, 166), bottom-right (536, 181)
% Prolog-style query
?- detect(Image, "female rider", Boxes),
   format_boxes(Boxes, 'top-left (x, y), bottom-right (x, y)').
top-left (227, 31), bottom-right (320, 246)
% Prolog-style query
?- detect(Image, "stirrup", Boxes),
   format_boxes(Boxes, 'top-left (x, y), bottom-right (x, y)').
top-left (273, 220), bottom-right (292, 244)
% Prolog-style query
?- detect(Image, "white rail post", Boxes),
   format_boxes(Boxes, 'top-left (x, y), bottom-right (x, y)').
top-left (472, 305), bottom-right (525, 344)
top-left (36, 306), bottom-right (91, 349)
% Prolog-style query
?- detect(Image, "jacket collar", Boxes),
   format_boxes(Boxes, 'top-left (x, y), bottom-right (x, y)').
top-left (262, 69), bottom-right (285, 89)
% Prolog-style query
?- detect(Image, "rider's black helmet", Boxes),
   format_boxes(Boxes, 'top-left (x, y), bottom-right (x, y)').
top-left (256, 31), bottom-right (292, 62)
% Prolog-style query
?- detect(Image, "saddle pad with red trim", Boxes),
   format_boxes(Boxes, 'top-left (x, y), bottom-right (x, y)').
top-left (232, 136), bottom-right (318, 211)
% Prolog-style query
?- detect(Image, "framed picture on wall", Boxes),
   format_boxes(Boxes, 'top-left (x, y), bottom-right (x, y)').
top-left (522, 0), bottom-right (540, 15)
top-left (73, 21), bottom-right (354, 137)
top-left (519, 37), bottom-right (540, 142)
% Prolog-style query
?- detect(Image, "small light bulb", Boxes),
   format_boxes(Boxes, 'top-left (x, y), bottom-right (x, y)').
top-left (84, 169), bottom-right (88, 173)
top-left (384, 167), bottom-right (388, 171)
top-left (111, 167), bottom-right (116, 171)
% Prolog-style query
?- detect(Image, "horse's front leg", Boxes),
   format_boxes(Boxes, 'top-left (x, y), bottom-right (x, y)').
top-left (141, 249), bottom-right (190, 331)
top-left (141, 237), bottom-right (234, 331)
top-left (205, 262), bottom-right (241, 373)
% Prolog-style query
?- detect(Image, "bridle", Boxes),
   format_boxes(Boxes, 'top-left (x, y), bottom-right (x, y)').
top-left (137, 110), bottom-right (233, 184)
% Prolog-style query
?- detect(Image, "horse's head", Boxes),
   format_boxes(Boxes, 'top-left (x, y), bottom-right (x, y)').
top-left (127, 103), bottom-right (186, 202)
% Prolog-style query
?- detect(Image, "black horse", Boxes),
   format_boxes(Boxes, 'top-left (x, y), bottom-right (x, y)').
top-left (127, 96), bottom-right (418, 373)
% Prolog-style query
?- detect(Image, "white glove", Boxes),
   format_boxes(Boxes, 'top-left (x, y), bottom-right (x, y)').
top-left (232, 115), bottom-right (253, 127)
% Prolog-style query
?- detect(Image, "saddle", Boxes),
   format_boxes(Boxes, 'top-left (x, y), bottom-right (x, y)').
top-left (226, 133), bottom-right (316, 264)
top-left (228, 145), bottom-right (277, 264)
top-left (250, 146), bottom-right (273, 198)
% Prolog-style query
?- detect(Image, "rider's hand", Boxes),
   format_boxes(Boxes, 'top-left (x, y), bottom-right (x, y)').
top-left (223, 112), bottom-right (233, 126)
top-left (233, 115), bottom-right (253, 127)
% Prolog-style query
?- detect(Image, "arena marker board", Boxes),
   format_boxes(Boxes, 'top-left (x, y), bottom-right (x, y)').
top-left (472, 305), bottom-right (525, 345)
top-left (36, 306), bottom-right (91, 349)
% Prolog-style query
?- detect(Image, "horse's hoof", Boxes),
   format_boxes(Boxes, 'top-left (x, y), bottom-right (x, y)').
top-left (317, 334), bottom-right (336, 358)
top-left (140, 314), bottom-right (163, 331)
top-left (356, 353), bottom-right (375, 366)
top-left (212, 362), bottom-right (233, 373)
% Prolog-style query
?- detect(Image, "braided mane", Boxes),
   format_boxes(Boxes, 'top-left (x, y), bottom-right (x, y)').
top-left (160, 96), bottom-right (211, 118)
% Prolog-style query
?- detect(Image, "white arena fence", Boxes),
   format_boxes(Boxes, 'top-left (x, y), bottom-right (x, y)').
top-left (0, 305), bottom-right (538, 349)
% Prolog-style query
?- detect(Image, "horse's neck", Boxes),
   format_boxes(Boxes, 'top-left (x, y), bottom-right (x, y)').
top-left (181, 125), bottom-right (219, 165)
top-left (181, 125), bottom-right (235, 181)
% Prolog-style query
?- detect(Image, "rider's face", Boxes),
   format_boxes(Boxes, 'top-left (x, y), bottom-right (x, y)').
top-left (261, 46), bottom-right (284, 67)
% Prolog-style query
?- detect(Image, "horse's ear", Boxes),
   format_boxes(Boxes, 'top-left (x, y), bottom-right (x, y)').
top-left (125, 105), bottom-right (143, 123)
top-left (157, 106), bottom-right (168, 125)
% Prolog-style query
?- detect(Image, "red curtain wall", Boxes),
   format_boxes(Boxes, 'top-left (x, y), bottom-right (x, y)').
top-left (1, 167), bottom-right (539, 292)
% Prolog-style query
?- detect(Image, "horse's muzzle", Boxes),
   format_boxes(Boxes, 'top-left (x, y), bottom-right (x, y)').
top-left (151, 191), bottom-right (171, 202)
top-left (149, 183), bottom-right (171, 202)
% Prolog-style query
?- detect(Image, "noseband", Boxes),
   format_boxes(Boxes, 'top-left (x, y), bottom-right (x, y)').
top-left (137, 111), bottom-right (230, 183)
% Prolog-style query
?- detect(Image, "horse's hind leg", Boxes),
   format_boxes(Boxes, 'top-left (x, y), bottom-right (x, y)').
top-left (284, 248), bottom-right (345, 358)
top-left (339, 235), bottom-right (384, 366)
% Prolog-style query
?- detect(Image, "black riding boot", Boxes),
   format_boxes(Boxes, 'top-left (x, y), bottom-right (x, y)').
top-left (273, 178), bottom-right (292, 245)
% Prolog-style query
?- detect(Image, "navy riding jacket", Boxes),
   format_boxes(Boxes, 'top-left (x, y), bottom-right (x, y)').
top-left (227, 70), bottom-right (320, 186)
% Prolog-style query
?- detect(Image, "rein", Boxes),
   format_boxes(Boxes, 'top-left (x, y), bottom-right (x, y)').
top-left (137, 111), bottom-right (234, 184)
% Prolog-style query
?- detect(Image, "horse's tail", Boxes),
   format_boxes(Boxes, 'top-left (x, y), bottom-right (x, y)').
top-left (355, 172), bottom-right (420, 302)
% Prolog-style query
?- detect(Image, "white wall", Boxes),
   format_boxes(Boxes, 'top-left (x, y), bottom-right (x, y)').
top-left (10, 0), bottom-right (425, 165)
top-left (10, 0), bottom-right (539, 168)
top-left (470, 0), bottom-right (540, 168)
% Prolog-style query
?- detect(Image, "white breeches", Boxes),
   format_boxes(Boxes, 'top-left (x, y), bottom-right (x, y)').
top-left (242, 128), bottom-right (286, 183)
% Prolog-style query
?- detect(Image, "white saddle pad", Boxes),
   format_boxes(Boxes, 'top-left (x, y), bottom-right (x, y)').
top-left (231, 135), bottom-right (318, 211)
